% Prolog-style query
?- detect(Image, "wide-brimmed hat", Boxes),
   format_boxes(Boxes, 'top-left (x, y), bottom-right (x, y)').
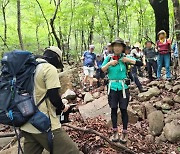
top-left (45, 46), bottom-right (62, 59)
top-left (158, 30), bottom-right (167, 36)
top-left (111, 38), bottom-right (126, 47)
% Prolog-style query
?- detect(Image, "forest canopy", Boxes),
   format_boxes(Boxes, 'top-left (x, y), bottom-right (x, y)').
top-left (0, 0), bottom-right (175, 57)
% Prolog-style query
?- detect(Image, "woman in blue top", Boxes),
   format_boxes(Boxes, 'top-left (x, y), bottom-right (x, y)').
top-left (101, 38), bottom-right (144, 143)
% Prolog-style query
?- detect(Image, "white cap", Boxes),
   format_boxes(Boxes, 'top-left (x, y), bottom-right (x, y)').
top-left (45, 46), bottom-right (62, 59)
top-left (134, 42), bottom-right (141, 48)
top-left (107, 43), bottom-right (112, 47)
top-left (89, 45), bottom-right (95, 49)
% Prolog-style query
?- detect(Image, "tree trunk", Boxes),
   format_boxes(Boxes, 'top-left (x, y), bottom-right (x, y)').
top-left (88, 16), bottom-right (95, 46)
top-left (35, 0), bottom-right (52, 46)
top-left (50, 0), bottom-right (61, 49)
top-left (171, 0), bottom-right (180, 61)
top-left (36, 24), bottom-right (40, 51)
top-left (2, 0), bottom-right (9, 47)
top-left (17, 0), bottom-right (24, 50)
top-left (115, 0), bottom-right (120, 37)
top-left (149, 0), bottom-right (169, 40)
top-left (102, 7), bottom-right (115, 42)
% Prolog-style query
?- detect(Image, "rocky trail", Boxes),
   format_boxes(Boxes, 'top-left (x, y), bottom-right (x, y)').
top-left (0, 65), bottom-right (180, 154)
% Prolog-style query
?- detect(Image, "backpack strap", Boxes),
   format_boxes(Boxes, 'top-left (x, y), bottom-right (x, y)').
top-left (37, 94), bottom-right (48, 107)
top-left (107, 55), bottom-right (113, 62)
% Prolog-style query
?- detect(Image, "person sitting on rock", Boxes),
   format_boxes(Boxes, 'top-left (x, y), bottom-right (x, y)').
top-left (101, 38), bottom-right (145, 144)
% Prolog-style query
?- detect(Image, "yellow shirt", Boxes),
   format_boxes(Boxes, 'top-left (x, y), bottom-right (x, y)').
top-left (21, 59), bottom-right (61, 134)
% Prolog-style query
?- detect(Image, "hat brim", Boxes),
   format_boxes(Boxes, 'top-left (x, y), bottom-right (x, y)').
top-left (111, 42), bottom-right (126, 48)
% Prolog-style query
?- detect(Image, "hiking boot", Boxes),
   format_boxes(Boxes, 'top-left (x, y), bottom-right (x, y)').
top-left (119, 130), bottom-right (128, 144)
top-left (139, 87), bottom-right (148, 93)
top-left (112, 131), bottom-right (119, 142)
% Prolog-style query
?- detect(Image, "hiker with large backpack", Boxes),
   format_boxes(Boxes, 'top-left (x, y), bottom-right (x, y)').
top-left (156, 30), bottom-right (172, 81)
top-left (101, 38), bottom-right (145, 144)
top-left (0, 47), bottom-right (79, 154)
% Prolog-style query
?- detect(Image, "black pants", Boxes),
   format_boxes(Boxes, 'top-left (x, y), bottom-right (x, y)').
top-left (108, 89), bottom-right (130, 130)
top-left (129, 66), bottom-right (142, 90)
top-left (96, 69), bottom-right (105, 87)
top-left (147, 59), bottom-right (157, 79)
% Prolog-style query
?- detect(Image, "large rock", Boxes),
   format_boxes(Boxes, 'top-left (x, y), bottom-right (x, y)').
top-left (147, 81), bottom-right (159, 87)
top-left (162, 97), bottom-right (174, 106)
top-left (148, 111), bottom-right (164, 136)
top-left (143, 102), bottom-right (157, 117)
top-left (165, 113), bottom-right (180, 124)
top-left (165, 83), bottom-right (172, 91)
top-left (79, 96), bottom-right (138, 127)
top-left (131, 104), bottom-right (146, 119)
top-left (163, 120), bottom-right (180, 142)
top-left (161, 104), bottom-right (172, 110)
top-left (173, 85), bottom-right (180, 93)
top-left (84, 92), bottom-right (94, 103)
top-left (153, 101), bottom-right (162, 110)
top-left (59, 67), bottom-right (80, 94)
top-left (138, 87), bottom-right (160, 101)
top-left (62, 89), bottom-right (76, 100)
top-left (174, 95), bottom-right (180, 103)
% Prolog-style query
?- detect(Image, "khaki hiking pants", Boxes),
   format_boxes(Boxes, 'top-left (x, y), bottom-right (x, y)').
top-left (22, 128), bottom-right (80, 154)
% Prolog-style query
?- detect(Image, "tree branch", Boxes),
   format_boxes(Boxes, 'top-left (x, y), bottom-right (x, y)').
top-left (50, 0), bottom-right (61, 49)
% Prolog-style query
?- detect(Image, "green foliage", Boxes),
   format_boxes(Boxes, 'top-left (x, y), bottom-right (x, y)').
top-left (0, 0), bottom-right (175, 56)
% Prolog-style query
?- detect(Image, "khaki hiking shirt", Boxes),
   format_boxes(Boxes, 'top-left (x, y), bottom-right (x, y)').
top-left (21, 58), bottom-right (61, 134)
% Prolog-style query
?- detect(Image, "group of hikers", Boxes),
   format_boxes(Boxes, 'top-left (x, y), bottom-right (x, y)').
top-left (0, 30), bottom-right (179, 154)
top-left (82, 30), bottom-right (179, 143)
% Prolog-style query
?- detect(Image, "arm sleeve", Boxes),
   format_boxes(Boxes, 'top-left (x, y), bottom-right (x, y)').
top-left (83, 51), bottom-right (87, 57)
top-left (47, 88), bottom-right (65, 112)
top-left (43, 64), bottom-right (65, 113)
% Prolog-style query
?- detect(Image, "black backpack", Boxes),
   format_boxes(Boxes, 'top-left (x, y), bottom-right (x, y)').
top-left (0, 50), bottom-right (53, 154)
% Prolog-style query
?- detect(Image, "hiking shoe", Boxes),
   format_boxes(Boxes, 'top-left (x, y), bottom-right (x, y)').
top-left (119, 130), bottom-right (128, 144)
top-left (112, 131), bottom-right (119, 142)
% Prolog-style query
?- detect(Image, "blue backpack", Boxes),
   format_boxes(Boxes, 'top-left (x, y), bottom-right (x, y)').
top-left (0, 50), bottom-right (53, 154)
